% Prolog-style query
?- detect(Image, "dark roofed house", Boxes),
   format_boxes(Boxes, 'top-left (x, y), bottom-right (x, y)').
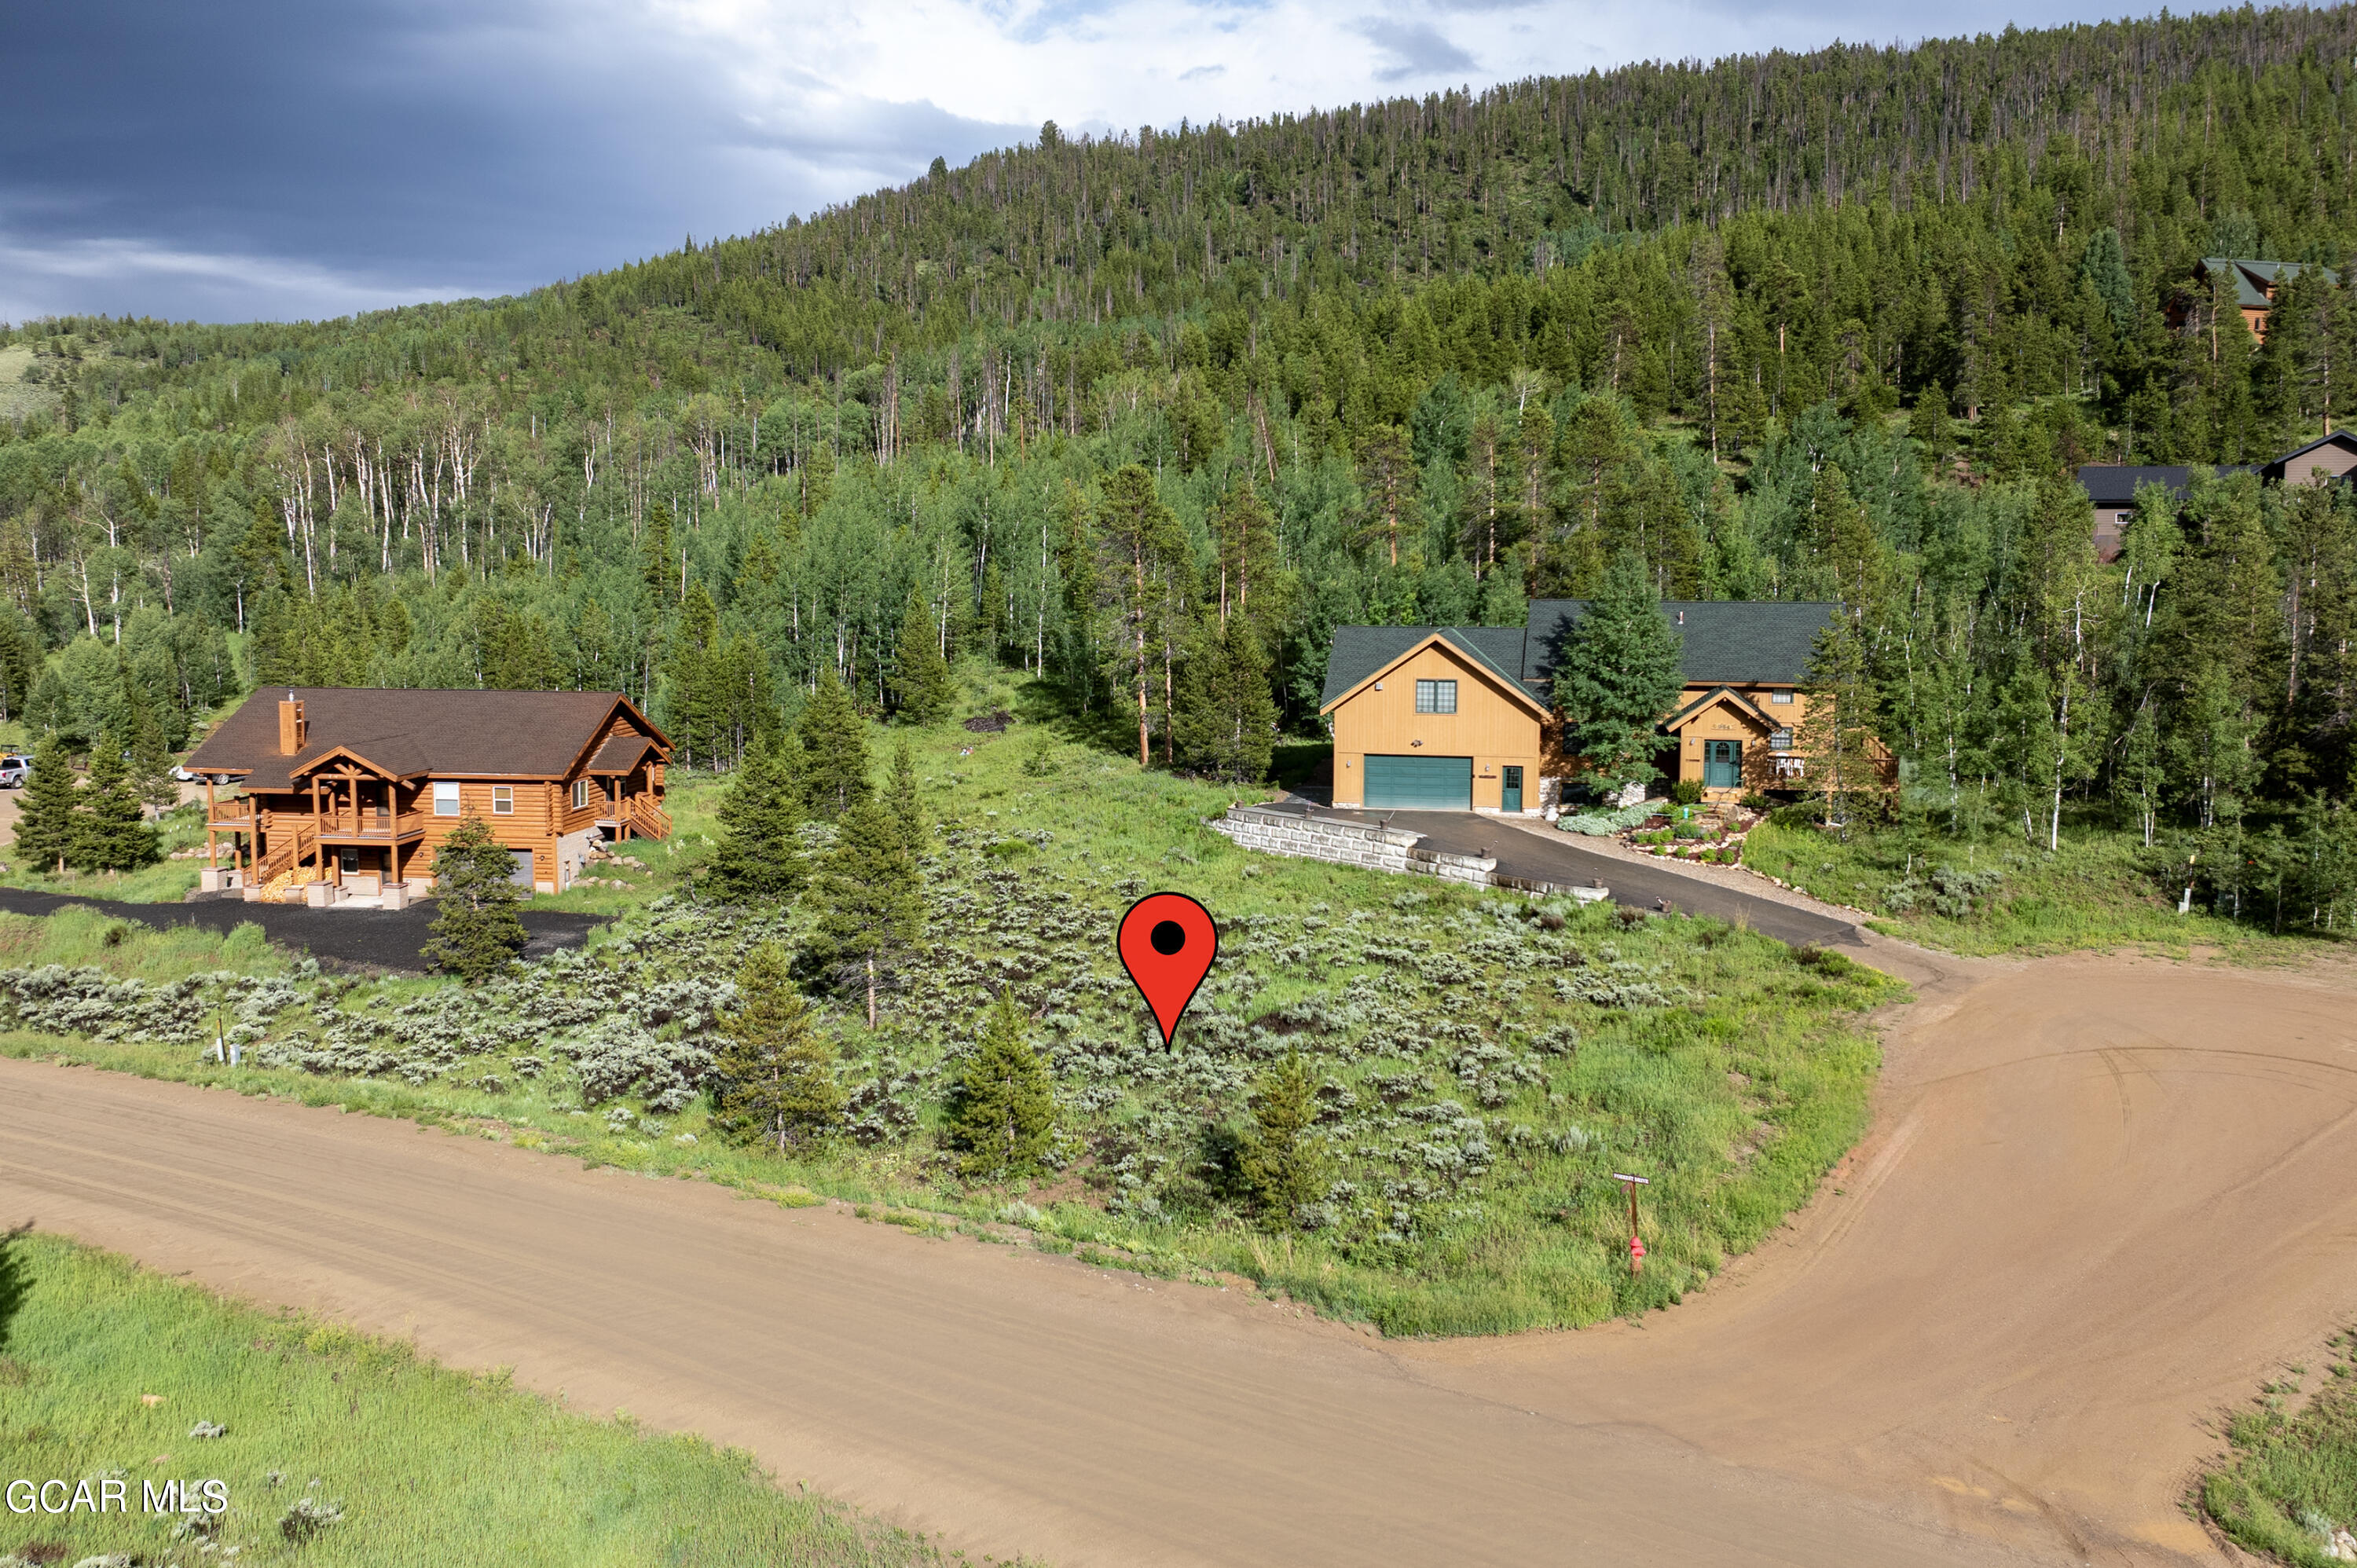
top-left (2261, 430), bottom-right (2357, 489)
top-left (1319, 599), bottom-right (1865, 811)
top-left (2077, 430), bottom-right (2355, 562)
top-left (2073, 466), bottom-right (2197, 563)
top-left (185, 687), bottom-right (669, 905)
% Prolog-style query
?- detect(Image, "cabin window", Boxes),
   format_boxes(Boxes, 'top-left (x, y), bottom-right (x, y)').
top-left (1769, 690), bottom-right (1794, 705)
top-left (1769, 729), bottom-right (1794, 752)
top-left (571, 778), bottom-right (591, 810)
top-left (1413, 679), bottom-right (1457, 714)
top-left (492, 785), bottom-right (515, 815)
top-left (433, 781), bottom-right (460, 816)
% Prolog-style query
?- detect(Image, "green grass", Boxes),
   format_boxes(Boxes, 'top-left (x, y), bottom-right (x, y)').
top-left (1739, 818), bottom-right (2308, 958)
top-left (0, 1232), bottom-right (956, 1567)
top-left (0, 671), bottom-right (1902, 1338)
top-left (2201, 1331), bottom-right (2357, 1566)
top-left (0, 799), bottom-right (211, 904)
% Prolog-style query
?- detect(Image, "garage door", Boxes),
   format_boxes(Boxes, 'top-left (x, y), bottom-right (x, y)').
top-left (1364, 754), bottom-right (1472, 809)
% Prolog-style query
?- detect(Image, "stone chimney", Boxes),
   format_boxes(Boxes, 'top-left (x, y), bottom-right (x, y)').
top-left (277, 694), bottom-right (306, 755)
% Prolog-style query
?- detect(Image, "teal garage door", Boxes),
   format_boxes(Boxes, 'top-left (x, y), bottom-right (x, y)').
top-left (1364, 754), bottom-right (1473, 809)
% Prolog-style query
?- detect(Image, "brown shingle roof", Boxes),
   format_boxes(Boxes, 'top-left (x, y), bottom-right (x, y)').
top-left (185, 688), bottom-right (668, 793)
top-left (585, 734), bottom-right (658, 774)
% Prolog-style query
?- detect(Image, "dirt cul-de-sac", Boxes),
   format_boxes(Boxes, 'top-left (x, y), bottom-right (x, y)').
top-left (6, 940), bottom-right (2355, 1566)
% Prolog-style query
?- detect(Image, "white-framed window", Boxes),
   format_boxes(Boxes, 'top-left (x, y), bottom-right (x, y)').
top-left (1776, 757), bottom-right (1806, 779)
top-left (1769, 690), bottom-right (1794, 705)
top-left (1413, 679), bottom-right (1457, 714)
top-left (1769, 728), bottom-right (1794, 752)
top-left (492, 785), bottom-right (515, 815)
top-left (433, 781), bottom-right (460, 816)
top-left (571, 778), bottom-right (591, 810)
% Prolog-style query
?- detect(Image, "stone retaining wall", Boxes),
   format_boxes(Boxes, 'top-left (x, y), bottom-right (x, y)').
top-left (1209, 806), bottom-right (1496, 887)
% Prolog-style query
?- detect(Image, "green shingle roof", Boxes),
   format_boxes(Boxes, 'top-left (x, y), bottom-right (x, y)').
top-left (2203, 257), bottom-right (2341, 313)
top-left (1321, 600), bottom-right (1838, 710)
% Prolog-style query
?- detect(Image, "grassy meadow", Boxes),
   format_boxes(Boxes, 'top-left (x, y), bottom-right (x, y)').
top-left (1738, 818), bottom-right (2300, 959)
top-left (2201, 1328), bottom-right (2357, 1567)
top-left (0, 669), bottom-right (1898, 1337)
top-left (0, 1231), bottom-right (956, 1568)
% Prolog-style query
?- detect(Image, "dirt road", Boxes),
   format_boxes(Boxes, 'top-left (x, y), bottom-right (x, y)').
top-left (7, 947), bottom-right (2357, 1566)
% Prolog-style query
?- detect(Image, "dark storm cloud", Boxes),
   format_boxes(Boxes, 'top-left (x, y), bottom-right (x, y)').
top-left (1355, 17), bottom-right (1479, 81)
top-left (0, 0), bottom-right (1018, 321)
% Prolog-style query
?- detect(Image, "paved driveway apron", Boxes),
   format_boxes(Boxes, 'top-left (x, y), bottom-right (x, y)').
top-left (1273, 804), bottom-right (1860, 948)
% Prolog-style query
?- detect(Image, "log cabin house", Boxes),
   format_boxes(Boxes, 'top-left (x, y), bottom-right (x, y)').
top-left (184, 687), bottom-right (670, 903)
top-left (1321, 600), bottom-right (1870, 810)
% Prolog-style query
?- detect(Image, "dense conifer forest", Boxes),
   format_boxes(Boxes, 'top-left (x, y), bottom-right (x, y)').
top-left (6, 2), bottom-right (2357, 922)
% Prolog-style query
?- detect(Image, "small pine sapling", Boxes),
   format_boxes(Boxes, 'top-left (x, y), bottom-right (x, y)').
top-left (1239, 1050), bottom-right (1327, 1229)
top-left (795, 670), bottom-right (872, 820)
top-left (885, 739), bottom-right (927, 854)
top-left (13, 735), bottom-right (78, 874)
top-left (711, 942), bottom-right (841, 1152)
top-left (946, 989), bottom-right (1057, 1179)
top-left (892, 592), bottom-right (955, 725)
top-left (706, 742), bottom-right (805, 905)
top-left (814, 799), bottom-right (922, 1027)
top-left (70, 727), bottom-right (160, 873)
top-left (422, 815), bottom-right (530, 984)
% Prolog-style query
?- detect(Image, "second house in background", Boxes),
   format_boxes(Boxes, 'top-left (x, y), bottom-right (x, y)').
top-left (184, 687), bottom-right (671, 902)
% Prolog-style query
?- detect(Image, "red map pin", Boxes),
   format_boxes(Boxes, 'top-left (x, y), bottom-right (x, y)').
top-left (1117, 892), bottom-right (1219, 1048)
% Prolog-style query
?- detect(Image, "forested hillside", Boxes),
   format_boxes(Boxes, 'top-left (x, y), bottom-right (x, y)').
top-left (4, 4), bottom-right (2357, 921)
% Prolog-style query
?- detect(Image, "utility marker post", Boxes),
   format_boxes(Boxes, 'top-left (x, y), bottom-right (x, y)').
top-left (1613, 1173), bottom-right (1649, 1275)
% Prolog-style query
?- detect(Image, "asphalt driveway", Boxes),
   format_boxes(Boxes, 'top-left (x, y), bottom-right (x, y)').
top-left (1256, 802), bottom-right (1860, 947)
top-left (0, 885), bottom-right (601, 972)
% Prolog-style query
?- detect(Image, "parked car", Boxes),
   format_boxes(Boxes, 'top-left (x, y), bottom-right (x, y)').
top-left (0, 754), bottom-right (31, 789)
top-left (170, 764), bottom-right (201, 782)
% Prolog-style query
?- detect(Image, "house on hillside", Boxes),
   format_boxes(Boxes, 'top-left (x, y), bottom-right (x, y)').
top-left (185, 688), bottom-right (670, 903)
top-left (2178, 257), bottom-right (2341, 343)
top-left (1319, 600), bottom-right (1860, 811)
top-left (2077, 430), bottom-right (2357, 562)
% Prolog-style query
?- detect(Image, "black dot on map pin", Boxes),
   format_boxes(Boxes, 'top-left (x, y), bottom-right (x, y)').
top-left (1119, 893), bottom-right (1218, 1048)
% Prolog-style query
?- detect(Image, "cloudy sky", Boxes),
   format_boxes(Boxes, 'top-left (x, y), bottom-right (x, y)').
top-left (4, 0), bottom-right (2164, 324)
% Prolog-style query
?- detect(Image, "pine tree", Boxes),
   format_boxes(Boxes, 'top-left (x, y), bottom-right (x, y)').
top-left (13, 735), bottom-right (77, 874)
top-left (640, 500), bottom-right (677, 604)
top-left (123, 667), bottom-right (177, 815)
top-left (422, 815), bottom-right (529, 983)
top-left (891, 592), bottom-right (954, 724)
top-left (1796, 614), bottom-right (1883, 841)
top-left (1237, 1050), bottom-right (1326, 1229)
top-left (885, 739), bottom-right (927, 854)
top-left (795, 670), bottom-right (871, 820)
top-left (945, 989), bottom-right (1056, 1179)
top-left (1171, 611), bottom-right (1276, 784)
top-left (813, 799), bottom-right (922, 1028)
top-left (2077, 226), bottom-right (2137, 334)
top-left (711, 942), bottom-right (841, 1152)
top-left (704, 741), bottom-right (804, 905)
top-left (70, 729), bottom-right (159, 873)
top-left (1553, 549), bottom-right (1687, 796)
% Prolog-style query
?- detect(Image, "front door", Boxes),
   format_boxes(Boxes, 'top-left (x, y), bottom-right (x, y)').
top-left (1703, 739), bottom-right (1743, 789)
top-left (1500, 765), bottom-right (1523, 814)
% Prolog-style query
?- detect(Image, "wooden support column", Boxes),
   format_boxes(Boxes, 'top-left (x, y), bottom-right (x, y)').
top-left (310, 776), bottom-right (324, 883)
top-left (204, 777), bottom-right (217, 869)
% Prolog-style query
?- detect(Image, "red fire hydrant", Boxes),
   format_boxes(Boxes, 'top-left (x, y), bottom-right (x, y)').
top-left (1629, 1234), bottom-right (1646, 1275)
